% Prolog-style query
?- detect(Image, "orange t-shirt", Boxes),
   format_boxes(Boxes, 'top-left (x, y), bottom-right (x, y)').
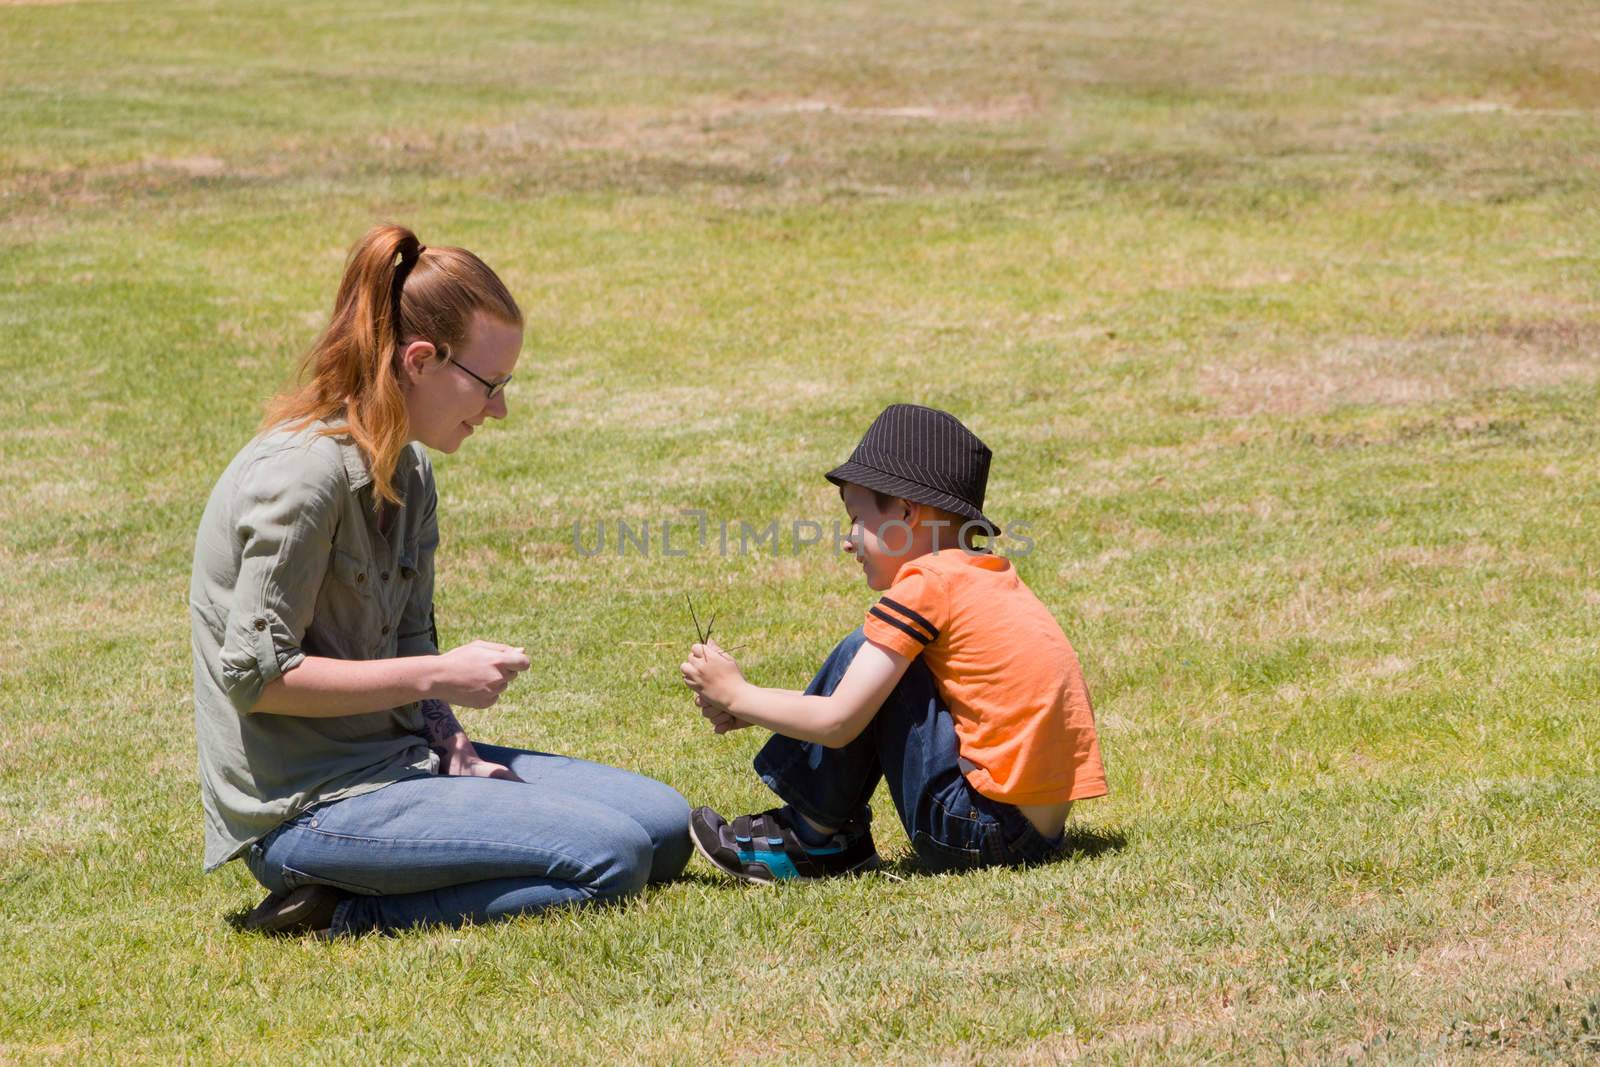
top-left (862, 549), bottom-right (1108, 806)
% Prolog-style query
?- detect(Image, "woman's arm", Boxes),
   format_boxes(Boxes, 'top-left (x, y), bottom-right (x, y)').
top-left (252, 641), bottom-right (530, 717)
top-left (253, 654), bottom-right (435, 716)
top-left (681, 639), bottom-right (911, 748)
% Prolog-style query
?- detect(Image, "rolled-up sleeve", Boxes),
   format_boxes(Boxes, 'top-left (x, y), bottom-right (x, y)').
top-left (217, 447), bottom-right (340, 712)
top-left (395, 455), bottom-right (440, 658)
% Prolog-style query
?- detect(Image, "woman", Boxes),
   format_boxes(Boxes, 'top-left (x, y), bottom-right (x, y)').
top-left (190, 225), bottom-right (690, 936)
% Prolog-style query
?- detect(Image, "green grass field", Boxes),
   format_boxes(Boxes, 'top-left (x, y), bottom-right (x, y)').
top-left (3, 0), bottom-right (1598, 1061)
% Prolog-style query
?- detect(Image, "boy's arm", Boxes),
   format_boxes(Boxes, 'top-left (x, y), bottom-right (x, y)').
top-left (681, 639), bottom-right (912, 748)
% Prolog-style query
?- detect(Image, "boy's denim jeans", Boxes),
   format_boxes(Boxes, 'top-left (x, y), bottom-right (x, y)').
top-left (755, 628), bottom-right (1063, 873)
top-left (243, 746), bottom-right (691, 936)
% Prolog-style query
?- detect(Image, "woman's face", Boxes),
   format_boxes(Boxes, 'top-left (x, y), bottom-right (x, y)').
top-left (402, 310), bottom-right (524, 454)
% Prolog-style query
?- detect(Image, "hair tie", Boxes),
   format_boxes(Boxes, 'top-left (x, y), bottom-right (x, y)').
top-left (392, 240), bottom-right (423, 332)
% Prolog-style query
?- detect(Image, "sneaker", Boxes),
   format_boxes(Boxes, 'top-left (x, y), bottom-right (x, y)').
top-left (688, 805), bottom-right (881, 884)
top-left (244, 884), bottom-right (341, 936)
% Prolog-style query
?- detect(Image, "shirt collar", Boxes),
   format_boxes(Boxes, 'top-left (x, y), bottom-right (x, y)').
top-left (328, 427), bottom-right (424, 497)
top-left (332, 432), bottom-right (373, 492)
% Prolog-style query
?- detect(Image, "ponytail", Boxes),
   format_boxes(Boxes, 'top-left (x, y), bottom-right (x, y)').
top-left (263, 225), bottom-right (522, 504)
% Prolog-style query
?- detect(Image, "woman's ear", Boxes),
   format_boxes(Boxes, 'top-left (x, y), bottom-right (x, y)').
top-left (398, 339), bottom-right (438, 387)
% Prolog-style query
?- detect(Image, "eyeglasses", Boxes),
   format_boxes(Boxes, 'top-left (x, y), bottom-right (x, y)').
top-left (440, 345), bottom-right (513, 400)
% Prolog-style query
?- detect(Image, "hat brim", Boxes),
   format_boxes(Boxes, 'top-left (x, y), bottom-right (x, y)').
top-left (826, 461), bottom-right (1001, 538)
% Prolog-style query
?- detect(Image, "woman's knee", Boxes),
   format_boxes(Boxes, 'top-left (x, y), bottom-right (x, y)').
top-left (604, 776), bottom-right (690, 883)
top-left (643, 785), bottom-right (692, 882)
top-left (579, 771), bottom-right (690, 882)
top-left (584, 821), bottom-right (655, 900)
top-left (620, 775), bottom-right (688, 834)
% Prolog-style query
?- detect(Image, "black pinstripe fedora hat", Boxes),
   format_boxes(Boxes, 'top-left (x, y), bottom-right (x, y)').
top-left (825, 404), bottom-right (1000, 536)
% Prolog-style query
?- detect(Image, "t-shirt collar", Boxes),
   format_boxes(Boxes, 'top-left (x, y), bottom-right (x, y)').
top-left (890, 546), bottom-right (1011, 582)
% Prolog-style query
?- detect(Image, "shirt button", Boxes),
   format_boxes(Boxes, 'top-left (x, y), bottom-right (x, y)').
top-left (381, 572), bottom-right (390, 582)
top-left (356, 572), bottom-right (366, 584)
top-left (254, 618), bottom-right (267, 631)
top-left (381, 624), bottom-right (391, 635)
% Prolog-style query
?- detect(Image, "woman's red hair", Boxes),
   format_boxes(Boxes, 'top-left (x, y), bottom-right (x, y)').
top-left (263, 225), bottom-right (522, 504)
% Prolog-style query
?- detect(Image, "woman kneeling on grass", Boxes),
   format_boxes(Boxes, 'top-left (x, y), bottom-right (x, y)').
top-left (190, 224), bottom-right (691, 937)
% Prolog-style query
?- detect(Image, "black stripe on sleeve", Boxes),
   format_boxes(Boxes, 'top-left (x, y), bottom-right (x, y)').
top-left (878, 596), bottom-right (940, 642)
top-left (869, 606), bottom-right (932, 646)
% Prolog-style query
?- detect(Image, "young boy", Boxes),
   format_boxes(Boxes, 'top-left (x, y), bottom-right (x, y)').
top-left (680, 403), bottom-right (1107, 882)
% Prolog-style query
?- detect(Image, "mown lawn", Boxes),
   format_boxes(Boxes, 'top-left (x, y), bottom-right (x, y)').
top-left (2, 0), bottom-right (1598, 1062)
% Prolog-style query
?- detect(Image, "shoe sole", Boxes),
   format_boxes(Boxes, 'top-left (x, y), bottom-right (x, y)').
top-left (688, 824), bottom-right (882, 886)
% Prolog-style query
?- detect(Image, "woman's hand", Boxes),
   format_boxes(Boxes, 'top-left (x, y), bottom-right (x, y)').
top-left (429, 640), bottom-right (531, 708)
top-left (422, 699), bottom-right (524, 780)
top-left (437, 745), bottom-right (524, 781)
top-left (681, 639), bottom-right (747, 715)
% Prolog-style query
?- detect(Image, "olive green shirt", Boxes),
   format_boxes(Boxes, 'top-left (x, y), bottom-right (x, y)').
top-left (190, 423), bottom-right (441, 872)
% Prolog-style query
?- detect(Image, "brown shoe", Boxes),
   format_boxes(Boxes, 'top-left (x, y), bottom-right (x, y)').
top-left (244, 884), bottom-right (341, 936)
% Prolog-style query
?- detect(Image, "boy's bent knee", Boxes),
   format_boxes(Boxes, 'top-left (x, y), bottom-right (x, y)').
top-left (832, 628), bottom-right (867, 658)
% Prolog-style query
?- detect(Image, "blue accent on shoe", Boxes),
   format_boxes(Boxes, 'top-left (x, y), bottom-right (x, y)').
top-left (690, 804), bottom-right (880, 885)
top-left (738, 842), bottom-right (844, 868)
top-left (739, 849), bottom-right (801, 880)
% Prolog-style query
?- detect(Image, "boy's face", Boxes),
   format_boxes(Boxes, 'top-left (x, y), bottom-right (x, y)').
top-left (841, 483), bottom-right (915, 591)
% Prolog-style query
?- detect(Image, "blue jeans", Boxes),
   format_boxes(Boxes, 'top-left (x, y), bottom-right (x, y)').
top-left (243, 744), bottom-right (691, 935)
top-left (754, 629), bottom-right (1064, 873)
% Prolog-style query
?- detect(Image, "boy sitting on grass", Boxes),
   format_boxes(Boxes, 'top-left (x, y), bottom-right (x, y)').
top-left (680, 403), bottom-right (1107, 882)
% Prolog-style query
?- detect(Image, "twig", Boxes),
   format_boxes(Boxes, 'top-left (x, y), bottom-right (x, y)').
top-left (686, 593), bottom-right (705, 645)
top-left (686, 595), bottom-right (740, 655)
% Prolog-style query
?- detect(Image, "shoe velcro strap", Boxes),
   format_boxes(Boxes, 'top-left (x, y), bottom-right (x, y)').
top-left (727, 810), bottom-right (829, 876)
top-left (730, 810), bottom-right (789, 843)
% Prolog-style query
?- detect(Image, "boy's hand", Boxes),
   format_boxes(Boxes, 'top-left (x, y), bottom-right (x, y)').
top-left (681, 638), bottom-right (746, 712)
top-left (695, 691), bottom-right (751, 734)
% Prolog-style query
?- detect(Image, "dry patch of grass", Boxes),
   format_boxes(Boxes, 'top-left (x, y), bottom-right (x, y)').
top-left (1203, 319), bottom-right (1600, 417)
top-left (1412, 879), bottom-right (1600, 988)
